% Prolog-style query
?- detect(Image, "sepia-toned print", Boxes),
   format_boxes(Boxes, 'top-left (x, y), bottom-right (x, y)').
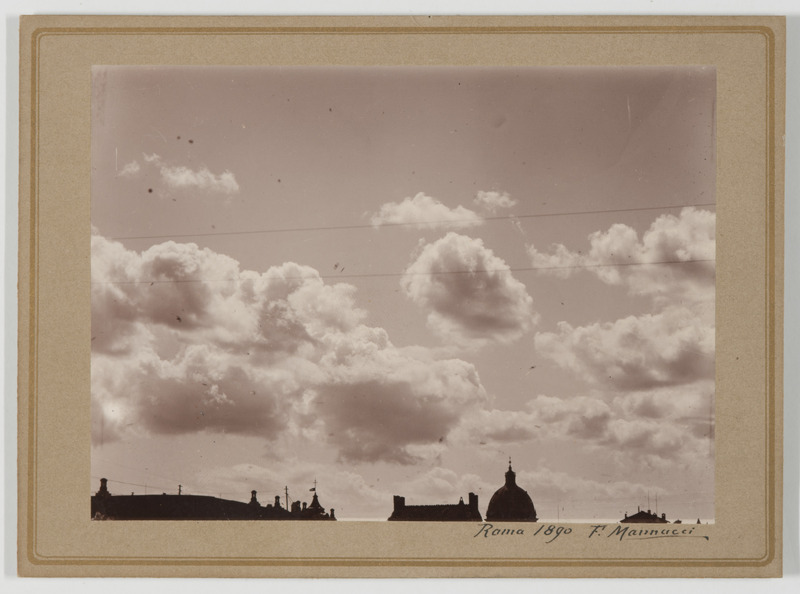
top-left (90, 66), bottom-right (715, 525)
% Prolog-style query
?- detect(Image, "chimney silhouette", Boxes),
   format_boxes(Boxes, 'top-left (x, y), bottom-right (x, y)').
top-left (96, 478), bottom-right (111, 497)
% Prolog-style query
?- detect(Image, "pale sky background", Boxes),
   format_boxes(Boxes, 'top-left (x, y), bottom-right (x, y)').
top-left (90, 65), bottom-right (716, 522)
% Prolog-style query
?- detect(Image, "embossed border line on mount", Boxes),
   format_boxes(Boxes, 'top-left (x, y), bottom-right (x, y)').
top-left (24, 23), bottom-right (779, 569)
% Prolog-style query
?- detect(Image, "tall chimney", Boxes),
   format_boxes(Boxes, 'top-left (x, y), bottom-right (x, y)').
top-left (96, 478), bottom-right (110, 497)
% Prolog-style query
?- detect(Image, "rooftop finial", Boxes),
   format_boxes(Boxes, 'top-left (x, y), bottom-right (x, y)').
top-left (504, 460), bottom-right (517, 487)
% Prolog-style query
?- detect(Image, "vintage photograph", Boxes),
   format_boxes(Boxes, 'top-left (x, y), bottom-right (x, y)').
top-left (89, 65), bottom-right (716, 524)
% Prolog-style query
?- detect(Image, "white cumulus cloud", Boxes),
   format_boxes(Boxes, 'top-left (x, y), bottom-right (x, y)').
top-left (118, 160), bottom-right (141, 177)
top-left (371, 192), bottom-right (483, 229)
top-left (91, 233), bottom-right (488, 463)
top-left (159, 165), bottom-right (240, 194)
top-left (534, 304), bottom-right (714, 391)
top-left (474, 190), bottom-right (517, 213)
top-left (117, 152), bottom-right (240, 195)
top-left (528, 207), bottom-right (715, 303)
top-left (401, 232), bottom-right (537, 347)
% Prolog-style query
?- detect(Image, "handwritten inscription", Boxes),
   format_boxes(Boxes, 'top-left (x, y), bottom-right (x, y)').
top-left (474, 523), bottom-right (573, 543)
top-left (589, 524), bottom-right (709, 541)
top-left (473, 523), bottom-right (709, 543)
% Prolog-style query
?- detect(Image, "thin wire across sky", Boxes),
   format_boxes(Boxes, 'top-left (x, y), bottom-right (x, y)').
top-left (96, 201), bottom-right (716, 284)
top-left (109, 201), bottom-right (717, 241)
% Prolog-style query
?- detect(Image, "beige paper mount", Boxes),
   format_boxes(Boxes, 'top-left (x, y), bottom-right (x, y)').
top-left (18, 15), bottom-right (784, 577)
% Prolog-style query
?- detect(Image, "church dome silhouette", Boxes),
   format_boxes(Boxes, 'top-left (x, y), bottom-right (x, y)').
top-left (485, 462), bottom-right (538, 522)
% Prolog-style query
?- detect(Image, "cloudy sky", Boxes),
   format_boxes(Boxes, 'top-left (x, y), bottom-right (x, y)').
top-left (90, 66), bottom-right (716, 522)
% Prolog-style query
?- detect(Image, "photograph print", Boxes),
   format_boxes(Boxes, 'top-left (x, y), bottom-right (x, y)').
top-left (90, 66), bottom-right (716, 524)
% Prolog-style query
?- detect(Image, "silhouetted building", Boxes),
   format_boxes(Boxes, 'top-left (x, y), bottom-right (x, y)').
top-left (388, 493), bottom-right (482, 521)
top-left (485, 462), bottom-right (537, 522)
top-left (91, 478), bottom-right (335, 521)
top-left (620, 507), bottom-right (669, 523)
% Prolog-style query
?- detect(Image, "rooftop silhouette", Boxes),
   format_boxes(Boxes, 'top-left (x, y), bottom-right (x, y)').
top-left (387, 492), bottom-right (482, 522)
top-left (485, 460), bottom-right (538, 522)
top-left (620, 506), bottom-right (669, 524)
top-left (91, 478), bottom-right (335, 521)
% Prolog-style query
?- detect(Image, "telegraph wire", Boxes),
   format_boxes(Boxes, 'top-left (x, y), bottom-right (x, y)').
top-left (108, 202), bottom-right (716, 242)
top-left (92, 457), bottom-right (184, 485)
top-left (91, 475), bottom-right (244, 499)
top-left (90, 257), bottom-right (715, 286)
top-left (91, 457), bottom-right (284, 498)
